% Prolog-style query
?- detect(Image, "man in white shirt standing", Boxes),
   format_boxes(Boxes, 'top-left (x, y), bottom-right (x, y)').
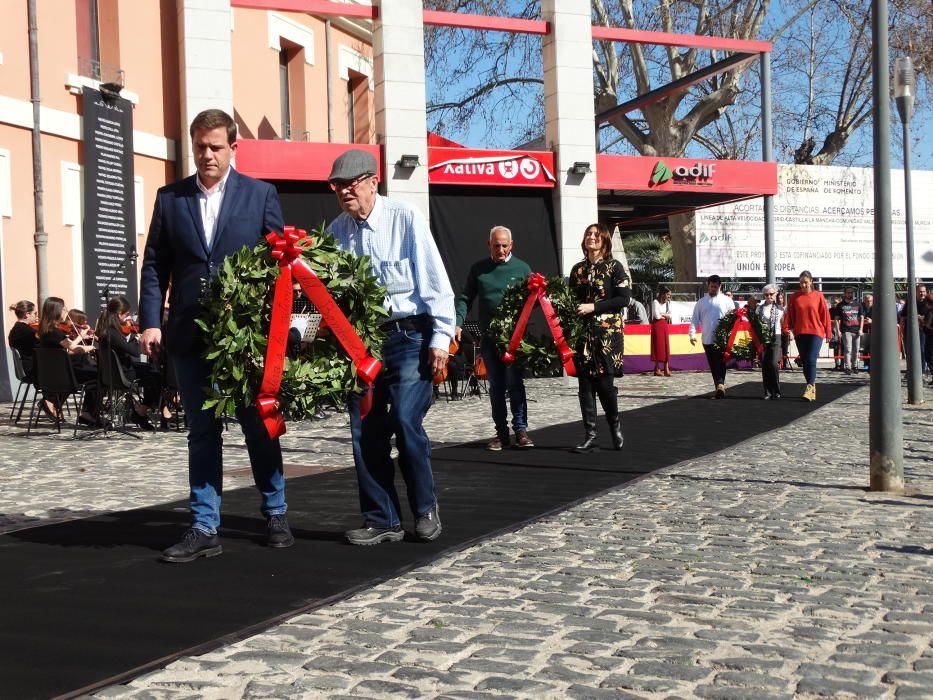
top-left (689, 275), bottom-right (736, 398)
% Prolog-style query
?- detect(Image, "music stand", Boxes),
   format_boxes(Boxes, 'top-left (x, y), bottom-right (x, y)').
top-left (461, 322), bottom-right (486, 397)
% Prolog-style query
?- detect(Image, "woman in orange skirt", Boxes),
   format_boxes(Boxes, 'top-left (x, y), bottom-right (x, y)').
top-left (650, 286), bottom-right (673, 376)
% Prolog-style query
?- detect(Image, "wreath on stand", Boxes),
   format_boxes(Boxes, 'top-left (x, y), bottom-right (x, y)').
top-left (713, 308), bottom-right (773, 362)
top-left (197, 226), bottom-right (388, 424)
top-left (487, 275), bottom-right (585, 377)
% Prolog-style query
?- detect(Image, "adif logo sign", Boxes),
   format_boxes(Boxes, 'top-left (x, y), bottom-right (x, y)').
top-left (651, 160), bottom-right (715, 185)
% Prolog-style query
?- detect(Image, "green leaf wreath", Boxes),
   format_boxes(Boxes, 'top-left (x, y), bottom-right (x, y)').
top-left (713, 309), bottom-right (773, 361)
top-left (196, 227), bottom-right (388, 420)
top-left (486, 276), bottom-right (586, 377)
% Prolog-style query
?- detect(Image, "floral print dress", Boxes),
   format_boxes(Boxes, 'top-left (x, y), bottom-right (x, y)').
top-left (569, 257), bottom-right (631, 377)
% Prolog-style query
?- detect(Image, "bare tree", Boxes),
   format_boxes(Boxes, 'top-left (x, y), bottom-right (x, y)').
top-left (778, 0), bottom-right (931, 166)
top-left (424, 1), bottom-right (931, 281)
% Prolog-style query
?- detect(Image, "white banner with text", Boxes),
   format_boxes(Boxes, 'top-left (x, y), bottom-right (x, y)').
top-left (696, 164), bottom-right (933, 279)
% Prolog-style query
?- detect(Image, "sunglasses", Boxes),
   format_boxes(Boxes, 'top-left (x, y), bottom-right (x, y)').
top-left (329, 174), bottom-right (374, 192)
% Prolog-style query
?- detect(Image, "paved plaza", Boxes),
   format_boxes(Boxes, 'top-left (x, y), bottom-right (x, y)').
top-left (1, 368), bottom-right (931, 699)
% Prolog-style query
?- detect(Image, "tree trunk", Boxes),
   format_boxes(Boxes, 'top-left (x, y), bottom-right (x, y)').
top-left (668, 212), bottom-right (697, 282)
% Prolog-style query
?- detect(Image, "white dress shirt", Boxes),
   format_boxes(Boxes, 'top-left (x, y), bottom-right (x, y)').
top-left (196, 167), bottom-right (231, 249)
top-left (689, 292), bottom-right (735, 344)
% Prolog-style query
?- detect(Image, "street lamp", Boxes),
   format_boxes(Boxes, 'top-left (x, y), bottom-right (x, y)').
top-left (893, 56), bottom-right (923, 406)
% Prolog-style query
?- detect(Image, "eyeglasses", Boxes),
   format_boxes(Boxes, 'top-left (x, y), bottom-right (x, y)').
top-left (329, 174), bottom-right (373, 192)
top-left (764, 292), bottom-right (775, 296)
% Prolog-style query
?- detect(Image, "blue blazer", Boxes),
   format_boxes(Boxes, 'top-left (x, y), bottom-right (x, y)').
top-left (138, 168), bottom-right (283, 355)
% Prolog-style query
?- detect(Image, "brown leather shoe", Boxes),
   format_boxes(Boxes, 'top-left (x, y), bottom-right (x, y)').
top-left (513, 430), bottom-right (534, 448)
top-left (486, 436), bottom-right (507, 451)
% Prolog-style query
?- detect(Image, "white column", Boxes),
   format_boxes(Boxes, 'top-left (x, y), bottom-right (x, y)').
top-left (542, 0), bottom-right (598, 276)
top-left (373, 0), bottom-right (429, 219)
top-left (176, 0), bottom-right (234, 177)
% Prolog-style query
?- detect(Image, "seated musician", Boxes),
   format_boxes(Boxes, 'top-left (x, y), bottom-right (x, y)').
top-left (97, 295), bottom-right (161, 431)
top-left (66, 308), bottom-right (98, 374)
top-left (8, 300), bottom-right (39, 380)
top-left (37, 296), bottom-right (98, 425)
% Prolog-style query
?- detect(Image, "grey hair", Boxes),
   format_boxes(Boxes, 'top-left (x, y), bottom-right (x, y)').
top-left (489, 225), bottom-right (512, 241)
top-left (762, 283), bottom-right (778, 295)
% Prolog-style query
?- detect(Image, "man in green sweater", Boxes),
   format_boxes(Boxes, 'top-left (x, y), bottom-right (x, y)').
top-left (455, 226), bottom-right (534, 450)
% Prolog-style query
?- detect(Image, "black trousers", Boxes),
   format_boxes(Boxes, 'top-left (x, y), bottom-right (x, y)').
top-left (761, 343), bottom-right (781, 396)
top-left (577, 373), bottom-right (618, 416)
top-left (702, 343), bottom-right (726, 387)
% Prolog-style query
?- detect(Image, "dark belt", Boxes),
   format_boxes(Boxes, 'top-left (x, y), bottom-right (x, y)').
top-left (379, 314), bottom-right (430, 333)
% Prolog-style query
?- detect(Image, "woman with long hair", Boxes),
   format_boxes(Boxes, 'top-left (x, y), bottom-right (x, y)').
top-left (568, 223), bottom-right (631, 452)
top-left (8, 300), bottom-right (38, 380)
top-left (97, 295), bottom-right (162, 430)
top-left (37, 296), bottom-right (98, 424)
top-left (784, 271), bottom-right (832, 401)
top-left (650, 285), bottom-right (673, 376)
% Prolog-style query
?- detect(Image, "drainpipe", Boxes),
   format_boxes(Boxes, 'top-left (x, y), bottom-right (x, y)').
top-left (28, 0), bottom-right (48, 304)
top-left (325, 19), bottom-right (334, 143)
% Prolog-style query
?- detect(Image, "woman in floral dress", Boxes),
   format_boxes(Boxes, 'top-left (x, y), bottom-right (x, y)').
top-left (568, 223), bottom-right (631, 452)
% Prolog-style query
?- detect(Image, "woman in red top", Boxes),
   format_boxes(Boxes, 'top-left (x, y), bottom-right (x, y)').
top-left (784, 270), bottom-right (833, 401)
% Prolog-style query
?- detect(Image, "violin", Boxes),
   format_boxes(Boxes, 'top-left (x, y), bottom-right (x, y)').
top-left (433, 338), bottom-right (460, 385)
top-left (120, 318), bottom-right (140, 336)
top-left (59, 320), bottom-right (95, 345)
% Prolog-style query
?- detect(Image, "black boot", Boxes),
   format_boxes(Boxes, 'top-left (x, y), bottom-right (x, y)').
top-left (606, 412), bottom-right (623, 450)
top-left (595, 380), bottom-right (623, 450)
top-left (572, 389), bottom-right (599, 453)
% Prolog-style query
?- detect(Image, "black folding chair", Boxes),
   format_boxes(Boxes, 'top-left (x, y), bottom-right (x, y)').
top-left (27, 347), bottom-right (90, 438)
top-left (91, 347), bottom-right (143, 439)
top-left (9, 348), bottom-right (36, 423)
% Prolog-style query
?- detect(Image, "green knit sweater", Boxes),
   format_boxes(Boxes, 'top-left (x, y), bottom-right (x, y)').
top-left (455, 255), bottom-right (532, 333)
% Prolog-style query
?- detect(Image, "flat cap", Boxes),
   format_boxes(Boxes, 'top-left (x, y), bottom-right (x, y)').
top-left (328, 149), bottom-right (377, 182)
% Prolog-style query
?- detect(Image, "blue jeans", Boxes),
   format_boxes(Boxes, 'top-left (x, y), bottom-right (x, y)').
top-left (347, 327), bottom-right (437, 528)
top-left (480, 335), bottom-right (528, 437)
top-left (175, 353), bottom-right (286, 535)
top-left (795, 334), bottom-right (823, 385)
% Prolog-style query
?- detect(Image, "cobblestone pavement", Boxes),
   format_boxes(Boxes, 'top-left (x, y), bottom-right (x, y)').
top-left (2, 369), bottom-right (932, 699)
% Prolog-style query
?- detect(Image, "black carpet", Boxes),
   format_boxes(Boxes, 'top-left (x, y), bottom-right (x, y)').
top-left (0, 381), bottom-right (856, 698)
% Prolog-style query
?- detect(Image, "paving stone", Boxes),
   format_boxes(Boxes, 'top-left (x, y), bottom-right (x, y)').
top-left (601, 673), bottom-right (684, 693)
top-left (797, 662), bottom-right (878, 684)
top-left (565, 685), bottom-right (645, 700)
top-left (710, 657), bottom-right (785, 672)
top-left (693, 686), bottom-right (793, 700)
top-left (795, 678), bottom-right (890, 699)
top-left (473, 677), bottom-right (557, 693)
top-left (627, 661), bottom-right (710, 682)
top-left (350, 680), bottom-right (422, 698)
top-left (392, 667), bottom-right (471, 686)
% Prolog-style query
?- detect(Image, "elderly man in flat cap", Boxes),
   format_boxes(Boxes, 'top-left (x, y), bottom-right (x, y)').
top-left (326, 149), bottom-right (455, 546)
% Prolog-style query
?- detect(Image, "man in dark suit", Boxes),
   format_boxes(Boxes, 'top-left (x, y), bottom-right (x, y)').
top-left (138, 109), bottom-right (292, 563)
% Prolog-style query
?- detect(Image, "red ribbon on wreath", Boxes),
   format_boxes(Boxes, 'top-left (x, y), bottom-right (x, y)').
top-left (256, 226), bottom-right (382, 439)
top-left (501, 272), bottom-right (577, 377)
top-left (722, 306), bottom-right (764, 363)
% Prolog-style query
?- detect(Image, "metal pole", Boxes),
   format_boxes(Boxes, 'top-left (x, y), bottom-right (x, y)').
top-left (760, 51), bottom-right (775, 285)
top-left (901, 120), bottom-right (923, 404)
top-left (27, 0), bottom-right (48, 304)
top-left (869, 0), bottom-right (904, 491)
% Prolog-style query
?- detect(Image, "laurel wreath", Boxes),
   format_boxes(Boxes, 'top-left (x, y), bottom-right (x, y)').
top-left (196, 228), bottom-right (388, 419)
top-left (486, 276), bottom-right (586, 377)
top-left (713, 309), bottom-right (773, 361)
